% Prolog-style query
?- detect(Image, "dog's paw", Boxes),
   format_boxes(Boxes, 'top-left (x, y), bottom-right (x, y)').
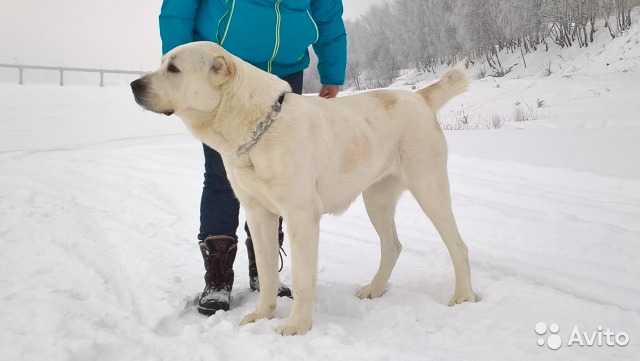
top-left (275, 319), bottom-right (312, 336)
top-left (240, 310), bottom-right (273, 326)
top-left (448, 291), bottom-right (478, 306)
top-left (356, 283), bottom-right (386, 299)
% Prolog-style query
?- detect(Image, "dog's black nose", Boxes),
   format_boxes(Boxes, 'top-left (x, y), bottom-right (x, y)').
top-left (130, 79), bottom-right (147, 94)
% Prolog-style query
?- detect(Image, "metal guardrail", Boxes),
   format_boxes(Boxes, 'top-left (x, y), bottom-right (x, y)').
top-left (0, 64), bottom-right (147, 86)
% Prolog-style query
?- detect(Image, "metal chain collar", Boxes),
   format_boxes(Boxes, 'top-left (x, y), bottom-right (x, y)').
top-left (236, 92), bottom-right (288, 156)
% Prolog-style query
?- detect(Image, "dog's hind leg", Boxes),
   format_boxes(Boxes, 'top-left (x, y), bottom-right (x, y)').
top-left (404, 154), bottom-right (477, 306)
top-left (356, 175), bottom-right (404, 299)
top-left (240, 203), bottom-right (281, 325)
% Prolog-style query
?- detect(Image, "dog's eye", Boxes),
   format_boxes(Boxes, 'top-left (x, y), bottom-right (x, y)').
top-left (167, 63), bottom-right (181, 74)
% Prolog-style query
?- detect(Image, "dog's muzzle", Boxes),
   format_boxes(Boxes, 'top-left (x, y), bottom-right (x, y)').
top-left (130, 79), bottom-right (147, 106)
top-left (130, 78), bottom-right (174, 116)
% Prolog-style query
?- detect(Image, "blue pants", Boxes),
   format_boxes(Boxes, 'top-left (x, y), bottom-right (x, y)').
top-left (198, 71), bottom-right (304, 241)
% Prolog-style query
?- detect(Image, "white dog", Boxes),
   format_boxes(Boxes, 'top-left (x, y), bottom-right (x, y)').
top-left (131, 41), bottom-right (477, 336)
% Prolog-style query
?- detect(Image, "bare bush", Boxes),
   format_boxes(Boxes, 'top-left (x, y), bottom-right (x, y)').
top-left (477, 67), bottom-right (488, 79)
top-left (513, 102), bottom-right (537, 122)
top-left (544, 61), bottom-right (553, 77)
top-left (490, 114), bottom-right (506, 129)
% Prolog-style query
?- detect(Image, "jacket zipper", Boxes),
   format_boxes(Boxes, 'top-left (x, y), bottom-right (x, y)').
top-left (307, 10), bottom-right (319, 44)
top-left (267, 0), bottom-right (282, 73)
top-left (220, 0), bottom-right (236, 46)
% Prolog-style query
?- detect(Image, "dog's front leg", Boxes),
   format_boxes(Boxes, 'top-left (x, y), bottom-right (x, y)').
top-left (240, 204), bottom-right (280, 325)
top-left (275, 211), bottom-right (320, 336)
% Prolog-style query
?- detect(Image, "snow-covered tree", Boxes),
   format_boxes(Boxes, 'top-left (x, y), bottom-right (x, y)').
top-left (342, 0), bottom-right (638, 88)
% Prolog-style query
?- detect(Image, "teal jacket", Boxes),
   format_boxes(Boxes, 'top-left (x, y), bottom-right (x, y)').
top-left (159, 0), bottom-right (347, 85)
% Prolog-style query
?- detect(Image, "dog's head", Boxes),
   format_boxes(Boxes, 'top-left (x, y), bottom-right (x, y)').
top-left (131, 42), bottom-right (236, 117)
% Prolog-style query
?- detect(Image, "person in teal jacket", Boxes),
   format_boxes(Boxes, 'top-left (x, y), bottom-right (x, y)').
top-left (160, 0), bottom-right (346, 90)
top-left (159, 0), bottom-right (347, 315)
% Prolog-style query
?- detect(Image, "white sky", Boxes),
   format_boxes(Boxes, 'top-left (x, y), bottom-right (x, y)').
top-left (0, 0), bottom-right (385, 71)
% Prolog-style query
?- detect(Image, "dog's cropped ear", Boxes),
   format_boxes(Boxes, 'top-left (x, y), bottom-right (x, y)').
top-left (211, 55), bottom-right (236, 81)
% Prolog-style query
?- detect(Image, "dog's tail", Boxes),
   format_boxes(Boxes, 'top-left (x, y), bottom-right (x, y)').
top-left (417, 67), bottom-right (469, 112)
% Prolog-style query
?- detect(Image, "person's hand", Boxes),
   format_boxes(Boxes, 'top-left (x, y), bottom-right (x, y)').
top-left (319, 85), bottom-right (340, 99)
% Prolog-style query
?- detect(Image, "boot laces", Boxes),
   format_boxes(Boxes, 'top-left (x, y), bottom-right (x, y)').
top-left (278, 246), bottom-right (287, 272)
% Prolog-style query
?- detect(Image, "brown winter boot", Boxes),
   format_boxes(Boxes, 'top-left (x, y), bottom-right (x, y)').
top-left (197, 235), bottom-right (237, 315)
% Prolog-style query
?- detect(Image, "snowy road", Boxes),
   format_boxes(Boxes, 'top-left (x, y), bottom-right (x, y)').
top-left (3, 22), bottom-right (640, 358)
top-left (1, 104), bottom-right (638, 360)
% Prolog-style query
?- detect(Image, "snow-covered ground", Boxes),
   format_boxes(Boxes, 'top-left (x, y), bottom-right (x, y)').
top-left (2, 19), bottom-right (640, 361)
